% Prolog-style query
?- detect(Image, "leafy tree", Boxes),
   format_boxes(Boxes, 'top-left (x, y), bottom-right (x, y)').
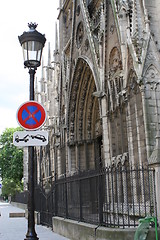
top-left (0, 127), bottom-right (23, 196)
top-left (2, 178), bottom-right (23, 197)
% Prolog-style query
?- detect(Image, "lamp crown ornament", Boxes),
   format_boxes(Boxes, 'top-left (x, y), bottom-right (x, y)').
top-left (28, 22), bottom-right (38, 31)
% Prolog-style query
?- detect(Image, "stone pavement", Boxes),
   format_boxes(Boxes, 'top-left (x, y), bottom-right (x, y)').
top-left (0, 202), bottom-right (70, 240)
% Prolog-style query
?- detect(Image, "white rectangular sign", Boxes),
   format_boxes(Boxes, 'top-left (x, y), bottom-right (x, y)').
top-left (13, 131), bottom-right (48, 147)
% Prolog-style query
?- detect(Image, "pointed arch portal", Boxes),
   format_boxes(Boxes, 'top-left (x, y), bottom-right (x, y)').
top-left (67, 58), bottom-right (102, 172)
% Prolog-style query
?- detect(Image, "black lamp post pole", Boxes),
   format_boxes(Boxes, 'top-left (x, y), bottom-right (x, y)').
top-left (18, 23), bottom-right (46, 240)
top-left (29, 69), bottom-right (36, 101)
top-left (25, 68), bottom-right (38, 240)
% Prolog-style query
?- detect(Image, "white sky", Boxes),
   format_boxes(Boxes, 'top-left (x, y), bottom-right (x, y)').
top-left (0, 0), bottom-right (59, 134)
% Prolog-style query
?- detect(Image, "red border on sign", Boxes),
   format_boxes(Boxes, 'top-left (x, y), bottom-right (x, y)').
top-left (17, 101), bottom-right (47, 130)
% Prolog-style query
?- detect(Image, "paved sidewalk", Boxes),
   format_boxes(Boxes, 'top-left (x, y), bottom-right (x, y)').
top-left (0, 202), bottom-right (70, 240)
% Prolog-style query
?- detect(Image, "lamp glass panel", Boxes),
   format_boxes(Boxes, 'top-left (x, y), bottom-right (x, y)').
top-left (21, 40), bottom-right (44, 67)
top-left (28, 41), bottom-right (43, 50)
top-left (28, 41), bottom-right (43, 61)
top-left (22, 42), bottom-right (28, 62)
top-left (22, 47), bottom-right (28, 62)
top-left (22, 41), bottom-right (43, 61)
top-left (36, 49), bottom-right (42, 61)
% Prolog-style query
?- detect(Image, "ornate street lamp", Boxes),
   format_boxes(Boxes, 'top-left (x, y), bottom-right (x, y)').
top-left (18, 22), bottom-right (46, 100)
top-left (18, 23), bottom-right (46, 240)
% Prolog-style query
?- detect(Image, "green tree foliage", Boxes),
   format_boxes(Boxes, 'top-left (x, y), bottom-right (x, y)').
top-left (2, 178), bottom-right (23, 197)
top-left (0, 127), bottom-right (23, 196)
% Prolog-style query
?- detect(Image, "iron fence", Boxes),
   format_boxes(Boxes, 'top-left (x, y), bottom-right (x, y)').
top-left (34, 184), bottom-right (56, 227)
top-left (15, 164), bottom-right (157, 229)
top-left (11, 190), bottom-right (28, 204)
top-left (53, 165), bottom-right (156, 228)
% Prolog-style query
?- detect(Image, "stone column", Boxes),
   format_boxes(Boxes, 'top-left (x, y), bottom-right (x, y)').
top-left (101, 96), bottom-right (111, 165)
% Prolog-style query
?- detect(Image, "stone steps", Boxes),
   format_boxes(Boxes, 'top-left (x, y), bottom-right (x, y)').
top-left (9, 212), bottom-right (25, 218)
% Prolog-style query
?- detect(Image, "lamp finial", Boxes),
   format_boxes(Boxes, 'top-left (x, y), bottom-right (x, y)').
top-left (28, 22), bottom-right (38, 30)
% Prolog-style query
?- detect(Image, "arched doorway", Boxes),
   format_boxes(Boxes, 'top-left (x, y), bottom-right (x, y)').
top-left (67, 58), bottom-right (102, 173)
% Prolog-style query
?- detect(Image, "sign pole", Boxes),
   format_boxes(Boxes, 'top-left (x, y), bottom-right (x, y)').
top-left (25, 68), bottom-right (38, 240)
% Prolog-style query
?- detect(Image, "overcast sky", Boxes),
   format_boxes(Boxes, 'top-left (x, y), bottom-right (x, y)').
top-left (0, 0), bottom-right (59, 134)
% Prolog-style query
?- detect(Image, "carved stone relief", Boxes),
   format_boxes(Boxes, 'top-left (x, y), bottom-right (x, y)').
top-left (127, 69), bottom-right (138, 94)
top-left (107, 47), bottom-right (125, 112)
top-left (87, 3), bottom-right (104, 63)
top-left (85, 39), bottom-right (89, 51)
top-left (144, 65), bottom-right (159, 81)
top-left (110, 25), bottom-right (115, 34)
top-left (108, 76), bottom-right (124, 112)
top-left (128, 51), bottom-right (133, 68)
top-left (76, 22), bottom-right (84, 49)
top-left (76, 5), bottom-right (80, 16)
top-left (109, 47), bottom-right (122, 77)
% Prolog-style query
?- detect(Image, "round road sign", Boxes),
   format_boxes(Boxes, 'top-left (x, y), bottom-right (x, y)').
top-left (17, 101), bottom-right (47, 130)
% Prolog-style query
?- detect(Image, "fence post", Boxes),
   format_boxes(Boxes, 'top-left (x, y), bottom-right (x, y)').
top-left (65, 173), bottom-right (68, 218)
top-left (79, 177), bottom-right (82, 221)
top-left (54, 173), bottom-right (58, 216)
top-left (152, 166), bottom-right (160, 222)
top-left (148, 134), bottom-right (160, 224)
top-left (98, 170), bottom-right (103, 225)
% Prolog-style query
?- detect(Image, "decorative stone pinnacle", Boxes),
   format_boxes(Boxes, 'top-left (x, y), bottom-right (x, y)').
top-left (28, 22), bottom-right (38, 30)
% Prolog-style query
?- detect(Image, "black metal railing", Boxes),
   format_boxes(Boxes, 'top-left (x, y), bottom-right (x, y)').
top-left (53, 165), bottom-right (156, 228)
top-left (11, 190), bottom-right (28, 204)
top-left (34, 184), bottom-right (55, 227)
top-left (14, 164), bottom-right (157, 229)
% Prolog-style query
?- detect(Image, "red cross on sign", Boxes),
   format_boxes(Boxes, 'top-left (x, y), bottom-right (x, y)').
top-left (17, 101), bottom-right (47, 130)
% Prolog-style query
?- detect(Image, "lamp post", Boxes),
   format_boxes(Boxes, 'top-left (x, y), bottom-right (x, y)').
top-left (18, 23), bottom-right (46, 240)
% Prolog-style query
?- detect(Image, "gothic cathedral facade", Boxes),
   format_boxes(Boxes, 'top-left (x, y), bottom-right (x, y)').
top-left (35, 0), bottom-right (160, 195)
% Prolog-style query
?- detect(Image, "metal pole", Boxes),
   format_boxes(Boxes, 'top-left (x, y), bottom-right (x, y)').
top-left (29, 68), bottom-right (35, 101)
top-left (25, 68), bottom-right (38, 240)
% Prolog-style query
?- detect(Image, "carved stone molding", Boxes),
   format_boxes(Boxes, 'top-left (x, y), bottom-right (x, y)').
top-left (68, 58), bottom-right (99, 143)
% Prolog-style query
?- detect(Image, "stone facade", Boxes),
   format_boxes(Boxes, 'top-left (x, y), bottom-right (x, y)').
top-left (34, 0), bottom-right (160, 218)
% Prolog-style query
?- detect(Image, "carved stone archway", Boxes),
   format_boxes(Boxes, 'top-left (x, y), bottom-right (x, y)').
top-left (67, 58), bottom-right (102, 173)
